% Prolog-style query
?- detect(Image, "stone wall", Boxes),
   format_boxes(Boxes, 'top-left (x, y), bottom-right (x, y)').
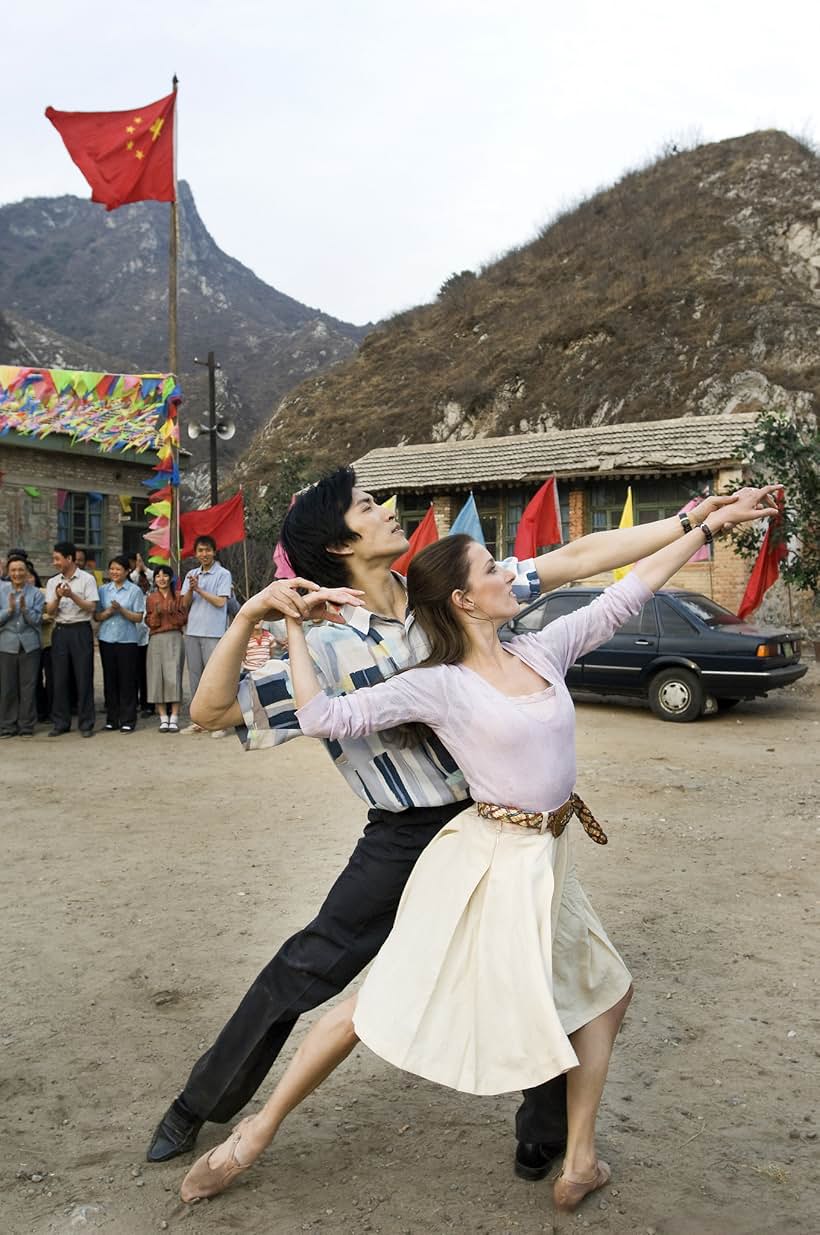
top-left (0, 440), bottom-right (153, 577)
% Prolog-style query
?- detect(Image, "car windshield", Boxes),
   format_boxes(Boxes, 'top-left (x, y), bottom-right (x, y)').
top-left (674, 594), bottom-right (741, 626)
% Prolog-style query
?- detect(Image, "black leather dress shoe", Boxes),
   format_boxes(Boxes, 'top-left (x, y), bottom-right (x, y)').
top-left (146, 1101), bottom-right (204, 1163)
top-left (514, 1140), bottom-right (565, 1181)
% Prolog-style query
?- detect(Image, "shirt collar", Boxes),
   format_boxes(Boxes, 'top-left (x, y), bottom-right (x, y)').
top-left (338, 573), bottom-right (413, 635)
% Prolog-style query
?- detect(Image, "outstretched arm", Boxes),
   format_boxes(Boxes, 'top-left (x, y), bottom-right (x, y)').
top-left (534, 486), bottom-right (782, 590)
top-left (530, 494), bottom-right (779, 674)
top-left (190, 576), bottom-right (323, 730)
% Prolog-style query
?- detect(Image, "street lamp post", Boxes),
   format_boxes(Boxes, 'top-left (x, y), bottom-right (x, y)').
top-left (189, 351), bottom-right (235, 504)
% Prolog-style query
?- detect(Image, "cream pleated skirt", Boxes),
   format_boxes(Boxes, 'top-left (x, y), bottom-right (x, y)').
top-left (353, 805), bottom-right (631, 1096)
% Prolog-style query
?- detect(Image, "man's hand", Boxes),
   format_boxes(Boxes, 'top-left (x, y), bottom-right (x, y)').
top-left (299, 587), bottom-right (365, 623)
top-left (18, 592), bottom-right (26, 611)
top-left (110, 599), bottom-right (121, 612)
top-left (238, 577), bottom-right (322, 624)
top-left (7, 591), bottom-right (15, 612)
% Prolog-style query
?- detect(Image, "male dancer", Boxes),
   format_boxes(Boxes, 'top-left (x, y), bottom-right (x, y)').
top-left (148, 469), bottom-right (767, 1178)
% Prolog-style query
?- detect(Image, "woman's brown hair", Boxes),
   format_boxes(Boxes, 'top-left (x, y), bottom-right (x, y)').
top-left (406, 533), bottom-right (474, 668)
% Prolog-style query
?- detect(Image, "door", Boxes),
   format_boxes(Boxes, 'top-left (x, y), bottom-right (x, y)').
top-left (580, 598), bottom-right (659, 691)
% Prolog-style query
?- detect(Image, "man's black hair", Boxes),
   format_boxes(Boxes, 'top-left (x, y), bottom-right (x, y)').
top-left (280, 466), bottom-right (359, 588)
top-left (194, 535), bottom-right (217, 552)
top-left (53, 541), bottom-right (77, 560)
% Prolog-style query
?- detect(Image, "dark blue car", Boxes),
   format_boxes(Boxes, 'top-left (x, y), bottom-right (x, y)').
top-left (500, 588), bottom-right (807, 722)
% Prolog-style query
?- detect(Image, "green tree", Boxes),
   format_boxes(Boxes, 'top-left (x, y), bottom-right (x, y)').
top-left (730, 410), bottom-right (820, 594)
top-left (221, 455), bottom-right (312, 597)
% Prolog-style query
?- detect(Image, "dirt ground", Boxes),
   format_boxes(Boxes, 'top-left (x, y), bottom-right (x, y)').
top-left (2, 666), bottom-right (818, 1235)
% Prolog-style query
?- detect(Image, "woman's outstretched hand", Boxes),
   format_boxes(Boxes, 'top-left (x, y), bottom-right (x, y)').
top-left (706, 484), bottom-right (783, 533)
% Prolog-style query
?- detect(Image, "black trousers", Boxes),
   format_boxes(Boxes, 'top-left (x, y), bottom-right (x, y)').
top-left (51, 623), bottom-right (95, 733)
top-left (99, 641), bottom-right (139, 728)
top-left (182, 802), bottom-right (567, 1145)
top-left (36, 646), bottom-right (53, 723)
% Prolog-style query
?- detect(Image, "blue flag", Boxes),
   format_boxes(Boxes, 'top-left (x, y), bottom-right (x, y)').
top-left (449, 493), bottom-right (485, 545)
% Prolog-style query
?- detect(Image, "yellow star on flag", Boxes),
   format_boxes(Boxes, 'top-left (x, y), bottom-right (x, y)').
top-left (135, 149), bottom-right (144, 160)
top-left (150, 117), bottom-right (164, 141)
top-left (126, 125), bottom-right (135, 134)
top-left (126, 140), bottom-right (134, 150)
top-left (134, 116), bottom-right (142, 124)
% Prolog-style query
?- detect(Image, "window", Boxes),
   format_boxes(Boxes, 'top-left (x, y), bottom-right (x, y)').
top-left (397, 493), bottom-right (430, 538)
top-left (120, 496), bottom-right (151, 560)
top-left (674, 594), bottom-right (740, 626)
top-left (474, 492), bottom-right (500, 558)
top-left (588, 476), bottom-right (712, 531)
top-left (504, 487), bottom-right (570, 557)
top-left (658, 598), bottom-right (699, 636)
top-left (543, 593), bottom-right (595, 623)
top-left (58, 492), bottom-right (104, 562)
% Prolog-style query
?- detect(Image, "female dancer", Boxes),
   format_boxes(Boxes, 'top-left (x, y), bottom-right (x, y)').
top-left (181, 498), bottom-right (774, 1212)
top-left (145, 564), bottom-right (187, 732)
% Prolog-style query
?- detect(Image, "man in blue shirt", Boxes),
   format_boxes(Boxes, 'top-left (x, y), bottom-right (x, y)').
top-left (180, 536), bottom-right (232, 734)
top-left (96, 555), bottom-right (145, 732)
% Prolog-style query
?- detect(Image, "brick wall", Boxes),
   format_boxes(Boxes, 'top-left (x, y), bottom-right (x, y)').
top-left (0, 441), bottom-right (153, 578)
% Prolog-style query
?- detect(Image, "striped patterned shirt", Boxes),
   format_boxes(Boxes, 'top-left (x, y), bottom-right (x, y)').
top-left (237, 562), bottom-right (540, 814)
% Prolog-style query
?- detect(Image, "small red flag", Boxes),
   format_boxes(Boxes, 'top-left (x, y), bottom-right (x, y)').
top-left (45, 91), bottom-right (176, 211)
top-left (514, 477), bottom-right (562, 558)
top-left (180, 492), bottom-right (245, 559)
top-left (736, 518), bottom-right (787, 620)
top-left (392, 505), bottom-right (439, 575)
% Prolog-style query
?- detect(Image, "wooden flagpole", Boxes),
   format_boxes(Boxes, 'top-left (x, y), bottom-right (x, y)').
top-left (169, 74), bottom-right (181, 576)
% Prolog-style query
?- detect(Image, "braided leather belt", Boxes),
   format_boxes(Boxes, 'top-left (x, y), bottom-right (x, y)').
top-left (475, 793), bottom-right (608, 845)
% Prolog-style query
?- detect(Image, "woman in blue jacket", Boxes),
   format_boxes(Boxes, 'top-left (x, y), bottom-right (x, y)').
top-left (0, 556), bottom-right (44, 736)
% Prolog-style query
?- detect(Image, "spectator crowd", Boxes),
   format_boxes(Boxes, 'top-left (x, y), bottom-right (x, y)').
top-left (0, 537), bottom-right (286, 740)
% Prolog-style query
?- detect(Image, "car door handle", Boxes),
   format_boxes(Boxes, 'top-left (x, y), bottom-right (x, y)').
top-left (633, 639), bottom-right (652, 645)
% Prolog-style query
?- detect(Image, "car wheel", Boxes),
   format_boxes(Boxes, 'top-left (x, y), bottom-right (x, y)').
top-left (648, 667), bottom-right (704, 722)
top-left (716, 698), bottom-right (741, 711)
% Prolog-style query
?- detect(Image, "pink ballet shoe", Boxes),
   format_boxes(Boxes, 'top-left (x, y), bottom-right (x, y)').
top-left (553, 1158), bottom-right (611, 1212)
top-left (179, 1117), bottom-right (259, 1202)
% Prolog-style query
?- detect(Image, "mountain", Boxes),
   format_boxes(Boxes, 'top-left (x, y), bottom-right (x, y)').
top-left (237, 130), bottom-right (820, 486)
top-left (0, 181), bottom-right (370, 478)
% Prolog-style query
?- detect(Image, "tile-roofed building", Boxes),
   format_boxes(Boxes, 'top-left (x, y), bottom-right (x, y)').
top-left (353, 414), bottom-right (756, 493)
top-left (353, 414), bottom-right (759, 611)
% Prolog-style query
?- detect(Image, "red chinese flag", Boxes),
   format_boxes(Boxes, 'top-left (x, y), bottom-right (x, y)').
top-left (514, 476), bottom-right (562, 558)
top-left (180, 492), bottom-right (246, 559)
top-left (45, 91), bottom-right (176, 211)
top-left (736, 520), bottom-right (787, 620)
top-left (392, 505), bottom-right (439, 575)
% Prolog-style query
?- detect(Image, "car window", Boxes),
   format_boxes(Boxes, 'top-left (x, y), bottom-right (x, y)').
top-left (514, 603), bottom-right (547, 633)
top-left (544, 594), bottom-right (595, 624)
top-left (674, 594), bottom-right (739, 626)
top-left (658, 598), bottom-right (698, 636)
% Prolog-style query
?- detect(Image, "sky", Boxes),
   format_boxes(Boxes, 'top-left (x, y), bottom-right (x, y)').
top-left (2, 0), bottom-right (818, 326)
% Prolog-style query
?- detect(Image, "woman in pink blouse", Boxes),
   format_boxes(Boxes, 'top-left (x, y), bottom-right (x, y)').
top-left (182, 497), bottom-right (775, 1213)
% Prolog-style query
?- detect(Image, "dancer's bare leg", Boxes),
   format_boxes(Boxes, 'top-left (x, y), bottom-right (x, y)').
top-left (554, 985), bottom-right (633, 1210)
top-left (180, 994), bottom-right (359, 1199)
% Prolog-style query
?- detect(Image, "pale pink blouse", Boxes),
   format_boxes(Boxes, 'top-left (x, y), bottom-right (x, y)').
top-left (296, 573), bottom-right (653, 813)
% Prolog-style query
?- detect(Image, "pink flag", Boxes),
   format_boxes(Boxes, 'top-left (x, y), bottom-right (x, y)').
top-left (680, 498), bottom-right (710, 562)
top-left (273, 540), bottom-right (296, 579)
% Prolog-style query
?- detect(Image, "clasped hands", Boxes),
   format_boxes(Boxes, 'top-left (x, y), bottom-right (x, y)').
top-left (239, 577), bottom-right (364, 626)
top-left (692, 484), bottom-right (783, 533)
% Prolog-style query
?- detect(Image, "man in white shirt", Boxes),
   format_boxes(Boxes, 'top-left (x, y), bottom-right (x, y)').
top-left (44, 541), bottom-right (99, 737)
top-left (179, 536), bottom-right (232, 734)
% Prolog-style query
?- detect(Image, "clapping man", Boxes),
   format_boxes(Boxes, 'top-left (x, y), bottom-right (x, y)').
top-left (180, 536), bottom-right (232, 735)
top-left (45, 541), bottom-right (99, 737)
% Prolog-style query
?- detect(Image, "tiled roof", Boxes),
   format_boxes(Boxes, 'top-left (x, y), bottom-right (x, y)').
top-left (353, 414), bottom-right (756, 492)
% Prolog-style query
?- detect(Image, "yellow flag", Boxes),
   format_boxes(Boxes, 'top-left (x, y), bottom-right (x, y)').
top-left (118, 494), bottom-right (133, 515)
top-left (381, 495), bottom-right (397, 514)
top-left (613, 486), bottom-right (634, 581)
